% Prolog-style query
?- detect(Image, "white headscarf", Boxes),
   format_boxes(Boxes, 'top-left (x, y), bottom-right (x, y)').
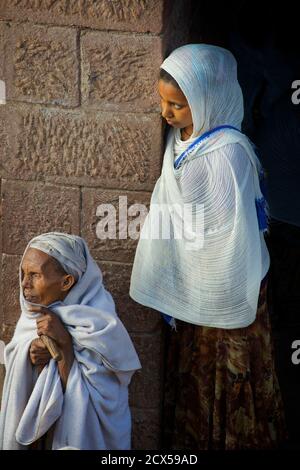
top-left (0, 232), bottom-right (141, 450)
top-left (162, 44), bottom-right (244, 138)
top-left (28, 232), bottom-right (87, 281)
top-left (130, 44), bottom-right (270, 329)
top-left (167, 44), bottom-right (243, 162)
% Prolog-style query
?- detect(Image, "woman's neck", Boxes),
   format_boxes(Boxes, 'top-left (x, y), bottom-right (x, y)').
top-left (180, 125), bottom-right (193, 141)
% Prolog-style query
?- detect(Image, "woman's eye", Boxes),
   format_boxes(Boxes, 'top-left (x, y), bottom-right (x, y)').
top-left (173, 104), bottom-right (182, 110)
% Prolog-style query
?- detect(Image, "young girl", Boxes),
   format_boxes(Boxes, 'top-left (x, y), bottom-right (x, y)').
top-left (130, 44), bottom-right (286, 450)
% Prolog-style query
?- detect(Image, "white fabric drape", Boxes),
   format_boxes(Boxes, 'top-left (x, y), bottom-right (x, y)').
top-left (130, 44), bottom-right (270, 329)
top-left (0, 233), bottom-right (141, 450)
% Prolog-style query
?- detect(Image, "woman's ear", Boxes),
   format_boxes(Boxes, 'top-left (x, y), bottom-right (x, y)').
top-left (61, 274), bottom-right (76, 292)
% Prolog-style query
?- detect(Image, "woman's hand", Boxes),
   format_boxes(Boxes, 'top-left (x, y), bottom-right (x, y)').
top-left (29, 305), bottom-right (72, 350)
top-left (28, 305), bottom-right (74, 390)
top-left (29, 337), bottom-right (52, 367)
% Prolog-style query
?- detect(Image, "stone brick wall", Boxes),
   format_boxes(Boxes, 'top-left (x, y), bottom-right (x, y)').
top-left (0, 0), bottom-right (191, 449)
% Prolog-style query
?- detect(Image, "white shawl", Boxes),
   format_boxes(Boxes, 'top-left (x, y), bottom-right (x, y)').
top-left (130, 44), bottom-right (270, 329)
top-left (0, 233), bottom-right (141, 450)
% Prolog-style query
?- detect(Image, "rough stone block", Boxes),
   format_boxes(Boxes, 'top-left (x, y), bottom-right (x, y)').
top-left (129, 331), bottom-right (164, 409)
top-left (0, 105), bottom-right (8, 172)
top-left (0, 104), bottom-right (163, 191)
top-left (0, 323), bottom-right (15, 404)
top-left (81, 188), bottom-right (151, 262)
top-left (81, 31), bottom-right (162, 112)
top-left (99, 261), bottom-right (162, 333)
top-left (0, 22), bottom-right (79, 106)
top-left (0, 22), bottom-right (5, 79)
top-left (1, 255), bottom-right (21, 326)
top-left (0, 247), bottom-right (2, 325)
top-left (0, 180), bottom-right (2, 253)
top-left (1, 323), bottom-right (16, 345)
top-left (1, 179), bottom-right (80, 255)
top-left (0, 0), bottom-right (164, 33)
top-left (131, 407), bottom-right (161, 450)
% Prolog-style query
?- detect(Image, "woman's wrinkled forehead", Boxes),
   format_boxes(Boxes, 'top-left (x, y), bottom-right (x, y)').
top-left (21, 247), bottom-right (60, 275)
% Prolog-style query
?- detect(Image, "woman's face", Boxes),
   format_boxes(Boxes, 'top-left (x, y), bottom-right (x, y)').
top-left (21, 247), bottom-right (74, 306)
top-left (158, 79), bottom-right (193, 130)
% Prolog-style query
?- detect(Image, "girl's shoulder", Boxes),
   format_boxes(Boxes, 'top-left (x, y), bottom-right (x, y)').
top-left (189, 141), bottom-right (251, 172)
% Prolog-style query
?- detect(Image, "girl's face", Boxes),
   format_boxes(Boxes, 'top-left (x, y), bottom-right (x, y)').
top-left (158, 79), bottom-right (193, 130)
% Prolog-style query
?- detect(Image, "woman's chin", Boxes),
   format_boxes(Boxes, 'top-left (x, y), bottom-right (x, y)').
top-left (24, 295), bottom-right (39, 303)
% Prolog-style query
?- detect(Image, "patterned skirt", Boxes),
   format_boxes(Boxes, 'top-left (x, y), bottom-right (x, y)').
top-left (162, 274), bottom-right (287, 450)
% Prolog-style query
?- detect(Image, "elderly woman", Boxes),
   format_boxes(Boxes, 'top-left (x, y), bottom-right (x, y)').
top-left (0, 232), bottom-right (141, 450)
top-left (130, 44), bottom-right (286, 449)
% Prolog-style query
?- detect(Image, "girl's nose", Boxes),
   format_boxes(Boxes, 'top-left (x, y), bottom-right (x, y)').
top-left (161, 103), bottom-right (173, 120)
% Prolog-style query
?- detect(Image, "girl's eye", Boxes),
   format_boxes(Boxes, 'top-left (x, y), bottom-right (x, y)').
top-left (173, 104), bottom-right (182, 110)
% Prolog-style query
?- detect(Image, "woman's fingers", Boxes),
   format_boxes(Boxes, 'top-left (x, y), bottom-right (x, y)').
top-left (34, 311), bottom-right (57, 338)
top-left (29, 338), bottom-right (52, 365)
top-left (30, 307), bottom-right (71, 348)
top-left (30, 338), bottom-right (48, 352)
top-left (30, 348), bottom-right (50, 356)
top-left (29, 306), bottom-right (56, 337)
top-left (29, 347), bottom-right (52, 366)
top-left (36, 319), bottom-right (52, 336)
top-left (28, 305), bottom-right (52, 315)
